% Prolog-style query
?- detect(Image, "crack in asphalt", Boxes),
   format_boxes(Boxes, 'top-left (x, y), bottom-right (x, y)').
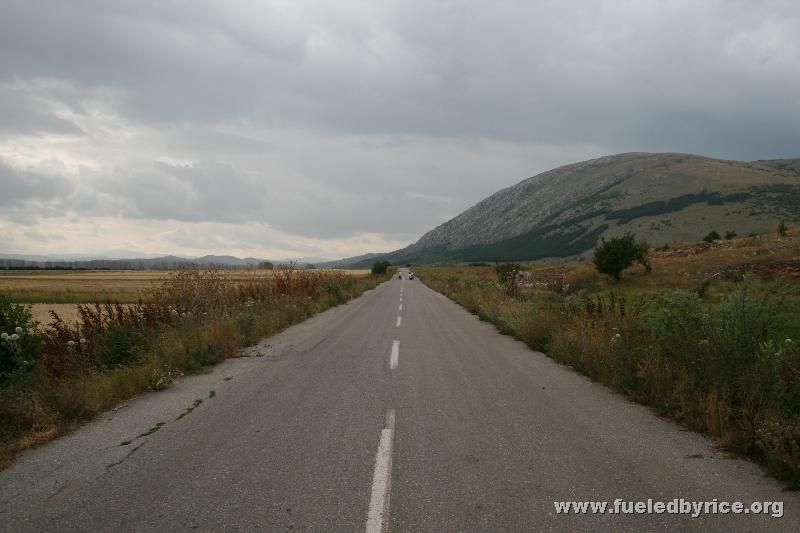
top-left (106, 442), bottom-right (146, 469)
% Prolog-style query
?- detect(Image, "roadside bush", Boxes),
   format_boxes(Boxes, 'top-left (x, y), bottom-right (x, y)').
top-left (724, 230), bottom-right (737, 240)
top-left (494, 262), bottom-right (522, 297)
top-left (94, 325), bottom-right (148, 369)
top-left (371, 261), bottom-right (390, 275)
top-left (703, 230), bottom-right (721, 243)
top-left (637, 289), bottom-right (705, 369)
top-left (415, 264), bottom-right (800, 486)
top-left (637, 282), bottom-right (779, 397)
top-left (516, 303), bottom-right (555, 351)
top-left (694, 279), bottom-right (712, 298)
top-left (0, 295), bottom-right (41, 381)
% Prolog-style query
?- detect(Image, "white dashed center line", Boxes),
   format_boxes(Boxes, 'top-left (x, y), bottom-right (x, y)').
top-left (366, 409), bottom-right (396, 533)
top-left (396, 316), bottom-right (402, 328)
top-left (389, 340), bottom-right (399, 369)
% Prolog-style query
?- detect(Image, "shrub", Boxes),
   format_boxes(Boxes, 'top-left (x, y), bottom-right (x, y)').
top-left (724, 230), bottom-right (737, 240)
top-left (516, 303), bottom-right (555, 351)
top-left (634, 241), bottom-right (652, 273)
top-left (494, 262), bottom-right (522, 297)
top-left (703, 230), bottom-right (721, 243)
top-left (638, 281), bottom-right (780, 404)
top-left (593, 233), bottom-right (648, 281)
top-left (94, 325), bottom-right (147, 369)
top-left (371, 261), bottom-right (390, 275)
top-left (637, 290), bottom-right (705, 369)
top-left (0, 295), bottom-right (41, 381)
top-left (779, 220), bottom-right (788, 236)
top-left (694, 279), bottom-right (712, 298)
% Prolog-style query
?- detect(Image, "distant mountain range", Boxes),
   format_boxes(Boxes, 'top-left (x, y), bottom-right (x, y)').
top-left (0, 253), bottom-right (337, 270)
top-left (322, 152), bottom-right (800, 267)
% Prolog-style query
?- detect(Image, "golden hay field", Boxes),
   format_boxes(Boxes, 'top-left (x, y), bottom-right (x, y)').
top-left (0, 269), bottom-right (370, 325)
top-left (30, 303), bottom-right (85, 325)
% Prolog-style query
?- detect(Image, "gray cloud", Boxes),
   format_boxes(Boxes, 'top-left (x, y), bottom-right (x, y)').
top-left (0, 85), bottom-right (84, 137)
top-left (103, 160), bottom-right (265, 224)
top-left (0, 159), bottom-right (74, 209)
top-left (0, 0), bottom-right (798, 256)
top-left (2, 0), bottom-right (798, 154)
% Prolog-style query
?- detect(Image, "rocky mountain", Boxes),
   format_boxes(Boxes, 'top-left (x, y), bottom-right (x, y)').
top-left (339, 152), bottom-right (800, 266)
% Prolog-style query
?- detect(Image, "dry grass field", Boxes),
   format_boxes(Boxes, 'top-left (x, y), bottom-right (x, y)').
top-left (0, 269), bottom-right (370, 325)
top-left (30, 304), bottom-right (84, 325)
top-left (0, 271), bottom-right (164, 304)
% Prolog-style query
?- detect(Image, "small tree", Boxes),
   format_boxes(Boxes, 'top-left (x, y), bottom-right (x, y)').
top-left (494, 262), bottom-right (522, 297)
top-left (778, 220), bottom-right (788, 236)
top-left (371, 260), bottom-right (390, 276)
top-left (724, 230), bottom-right (737, 240)
top-left (593, 233), bottom-right (645, 281)
top-left (703, 230), bottom-right (721, 243)
top-left (634, 241), bottom-right (652, 273)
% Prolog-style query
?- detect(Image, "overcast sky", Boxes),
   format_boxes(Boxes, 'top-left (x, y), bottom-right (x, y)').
top-left (1, 0), bottom-right (798, 259)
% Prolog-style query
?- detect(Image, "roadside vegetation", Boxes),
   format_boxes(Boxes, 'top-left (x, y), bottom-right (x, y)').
top-left (371, 260), bottom-right (391, 275)
top-left (0, 266), bottom-right (389, 467)
top-left (416, 229), bottom-right (800, 487)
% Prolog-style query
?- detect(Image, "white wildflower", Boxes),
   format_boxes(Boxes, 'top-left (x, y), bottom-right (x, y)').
top-left (67, 340), bottom-right (76, 347)
top-left (10, 334), bottom-right (19, 341)
top-left (1, 332), bottom-right (7, 341)
top-left (15, 326), bottom-right (23, 334)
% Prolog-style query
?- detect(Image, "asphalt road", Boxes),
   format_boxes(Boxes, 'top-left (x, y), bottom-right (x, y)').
top-left (1, 270), bottom-right (798, 532)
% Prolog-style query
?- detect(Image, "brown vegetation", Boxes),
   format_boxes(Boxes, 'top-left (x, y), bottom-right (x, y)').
top-left (0, 266), bottom-right (387, 467)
